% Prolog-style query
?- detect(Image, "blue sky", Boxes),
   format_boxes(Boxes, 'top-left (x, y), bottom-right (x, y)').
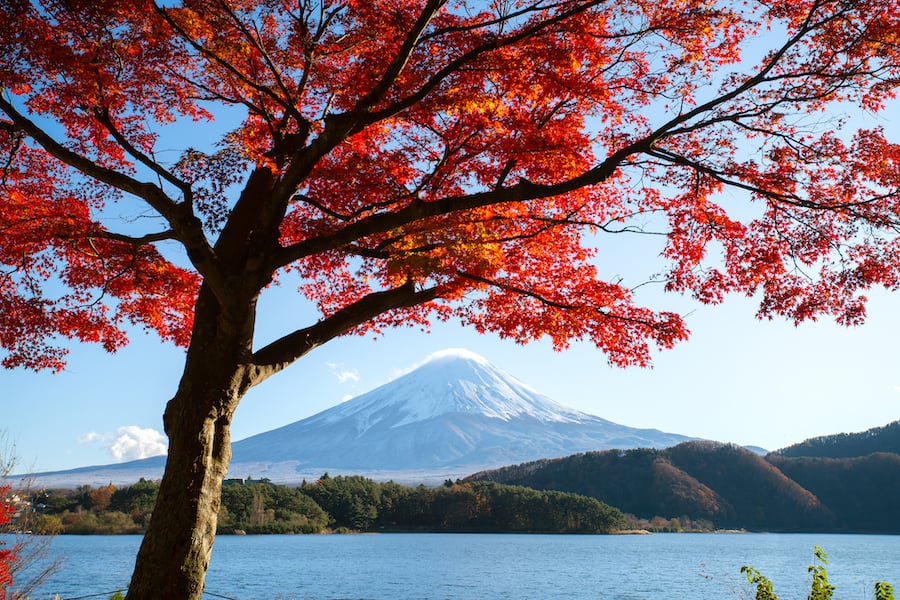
top-left (6, 123), bottom-right (900, 476)
top-left (6, 267), bottom-right (899, 475)
top-left (4, 14), bottom-right (900, 476)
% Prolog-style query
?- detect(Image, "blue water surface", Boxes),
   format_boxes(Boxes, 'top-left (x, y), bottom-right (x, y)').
top-left (6, 532), bottom-right (900, 599)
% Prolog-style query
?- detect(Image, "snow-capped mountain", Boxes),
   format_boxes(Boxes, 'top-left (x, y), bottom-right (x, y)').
top-left (227, 348), bottom-right (692, 481)
top-left (15, 349), bottom-right (694, 487)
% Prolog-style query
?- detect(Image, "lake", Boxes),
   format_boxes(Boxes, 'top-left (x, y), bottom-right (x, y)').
top-left (6, 533), bottom-right (900, 599)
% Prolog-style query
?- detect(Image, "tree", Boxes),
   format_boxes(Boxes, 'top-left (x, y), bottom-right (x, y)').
top-left (1, 1), bottom-right (899, 597)
top-left (88, 483), bottom-right (116, 513)
top-left (108, 478), bottom-right (159, 525)
top-left (0, 434), bottom-right (61, 600)
top-left (0, 484), bottom-right (14, 600)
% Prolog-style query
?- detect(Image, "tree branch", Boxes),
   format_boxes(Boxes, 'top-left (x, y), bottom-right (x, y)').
top-left (270, 0), bottom-right (607, 208)
top-left (0, 94), bottom-right (178, 217)
top-left (352, 0), bottom-right (448, 113)
top-left (153, 4), bottom-right (282, 118)
top-left (0, 93), bottom-right (228, 297)
top-left (647, 147), bottom-right (893, 217)
top-left (96, 229), bottom-right (178, 246)
top-left (219, 2), bottom-right (305, 125)
top-left (249, 280), bottom-right (439, 384)
top-left (362, 0), bottom-right (606, 125)
top-left (457, 270), bottom-right (669, 330)
top-left (457, 269), bottom-right (577, 310)
top-left (275, 133), bottom-right (658, 268)
top-left (93, 107), bottom-right (193, 200)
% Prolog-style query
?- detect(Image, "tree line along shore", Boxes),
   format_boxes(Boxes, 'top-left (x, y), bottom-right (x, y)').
top-left (16, 475), bottom-right (628, 535)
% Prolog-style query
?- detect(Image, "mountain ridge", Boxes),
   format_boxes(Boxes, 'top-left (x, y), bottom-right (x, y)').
top-left (466, 442), bottom-right (837, 531)
top-left (468, 438), bottom-right (900, 532)
top-left (230, 348), bottom-right (693, 475)
top-left (774, 420), bottom-right (900, 458)
top-left (15, 349), bottom-right (693, 487)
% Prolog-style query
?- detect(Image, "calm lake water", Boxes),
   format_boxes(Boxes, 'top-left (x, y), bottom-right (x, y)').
top-left (6, 533), bottom-right (900, 599)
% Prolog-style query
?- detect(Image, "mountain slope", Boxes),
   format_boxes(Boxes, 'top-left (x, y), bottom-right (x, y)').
top-left (467, 441), bottom-right (835, 531)
top-left (230, 349), bottom-right (692, 476)
top-left (19, 349), bottom-right (694, 486)
top-left (665, 441), bottom-right (832, 530)
top-left (465, 448), bottom-right (734, 524)
top-left (768, 452), bottom-right (900, 532)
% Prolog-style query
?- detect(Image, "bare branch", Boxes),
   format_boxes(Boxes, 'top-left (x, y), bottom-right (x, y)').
top-left (457, 269), bottom-right (668, 330)
top-left (93, 107), bottom-right (193, 200)
top-left (97, 229), bottom-right (178, 246)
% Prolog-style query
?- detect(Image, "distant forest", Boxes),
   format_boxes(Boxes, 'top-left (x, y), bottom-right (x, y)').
top-left (19, 421), bottom-right (900, 536)
top-left (776, 420), bottom-right (900, 458)
top-left (23, 476), bottom-right (625, 535)
top-left (468, 427), bottom-right (900, 533)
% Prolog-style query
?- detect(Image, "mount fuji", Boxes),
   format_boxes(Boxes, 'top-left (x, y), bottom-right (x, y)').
top-left (19, 349), bottom-right (694, 486)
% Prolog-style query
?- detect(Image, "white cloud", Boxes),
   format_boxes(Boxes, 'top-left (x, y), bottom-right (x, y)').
top-left (326, 361), bottom-right (360, 383)
top-left (78, 432), bottom-right (105, 444)
top-left (79, 426), bottom-right (168, 462)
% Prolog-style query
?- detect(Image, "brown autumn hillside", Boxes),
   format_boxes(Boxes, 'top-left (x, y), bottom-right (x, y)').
top-left (467, 441), bottom-right (849, 531)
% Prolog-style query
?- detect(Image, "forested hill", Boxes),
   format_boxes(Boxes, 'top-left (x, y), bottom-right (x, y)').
top-left (775, 420), bottom-right (900, 458)
top-left (466, 440), bottom-right (900, 533)
top-left (768, 453), bottom-right (900, 532)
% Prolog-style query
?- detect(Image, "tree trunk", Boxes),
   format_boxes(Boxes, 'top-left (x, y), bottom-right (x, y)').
top-left (124, 373), bottom-right (241, 598)
top-left (125, 389), bottom-right (237, 598)
top-left (126, 286), bottom-right (254, 599)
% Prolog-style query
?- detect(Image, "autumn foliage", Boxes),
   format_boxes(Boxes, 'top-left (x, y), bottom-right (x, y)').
top-left (2, 1), bottom-right (900, 597)
top-left (0, 0), bottom-right (896, 375)
top-left (0, 485), bottom-right (14, 598)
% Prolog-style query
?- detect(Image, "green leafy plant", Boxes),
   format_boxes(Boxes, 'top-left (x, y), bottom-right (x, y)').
top-left (808, 545), bottom-right (835, 600)
top-left (875, 582), bottom-right (896, 600)
top-left (742, 547), bottom-right (892, 600)
top-left (741, 566), bottom-right (778, 600)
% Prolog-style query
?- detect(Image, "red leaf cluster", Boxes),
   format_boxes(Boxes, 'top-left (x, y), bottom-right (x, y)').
top-left (0, 0), bottom-right (899, 370)
top-left (0, 484), bottom-right (14, 597)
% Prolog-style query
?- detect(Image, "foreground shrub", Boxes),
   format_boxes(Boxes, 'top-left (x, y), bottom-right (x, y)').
top-left (742, 546), bottom-right (893, 600)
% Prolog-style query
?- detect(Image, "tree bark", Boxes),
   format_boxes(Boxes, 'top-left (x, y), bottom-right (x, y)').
top-left (126, 390), bottom-right (236, 599)
top-left (126, 285), bottom-right (253, 600)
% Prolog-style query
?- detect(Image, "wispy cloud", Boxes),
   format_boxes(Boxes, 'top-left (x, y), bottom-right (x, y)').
top-left (326, 361), bottom-right (360, 384)
top-left (79, 426), bottom-right (168, 462)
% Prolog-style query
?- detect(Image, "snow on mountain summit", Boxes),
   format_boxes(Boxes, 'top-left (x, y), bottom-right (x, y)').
top-left (312, 348), bottom-right (589, 431)
top-left (409, 347), bottom-right (493, 369)
top-left (223, 349), bottom-right (692, 476)
top-left (18, 349), bottom-right (696, 486)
